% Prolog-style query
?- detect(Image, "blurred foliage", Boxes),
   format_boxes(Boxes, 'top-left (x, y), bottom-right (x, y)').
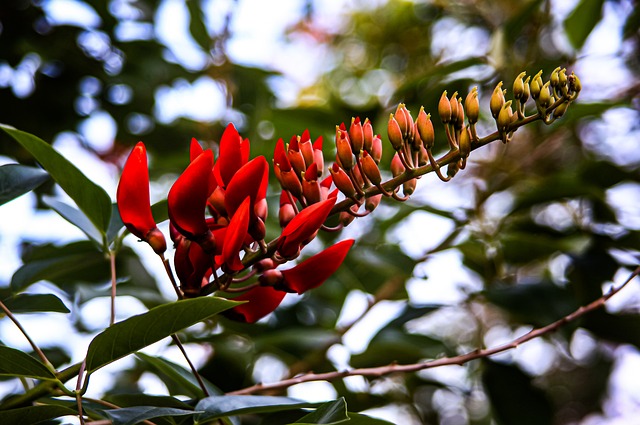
top-left (1, 0), bottom-right (640, 424)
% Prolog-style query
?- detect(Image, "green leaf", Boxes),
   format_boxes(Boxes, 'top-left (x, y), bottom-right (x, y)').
top-left (42, 195), bottom-right (103, 245)
top-left (10, 243), bottom-right (105, 292)
top-left (85, 297), bottom-right (240, 374)
top-left (0, 124), bottom-right (111, 233)
top-left (291, 398), bottom-right (349, 424)
top-left (102, 406), bottom-right (200, 425)
top-left (0, 405), bottom-right (77, 425)
top-left (107, 203), bottom-right (125, 244)
top-left (186, 1), bottom-right (211, 52)
top-left (137, 352), bottom-right (222, 398)
top-left (2, 293), bottom-right (70, 314)
top-left (0, 164), bottom-right (49, 206)
top-left (106, 393), bottom-right (193, 410)
top-left (0, 345), bottom-right (56, 379)
top-left (564, 0), bottom-right (605, 50)
top-left (195, 396), bottom-right (318, 421)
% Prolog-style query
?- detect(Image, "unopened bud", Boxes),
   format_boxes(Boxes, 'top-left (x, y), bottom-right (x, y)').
top-left (349, 117), bottom-right (364, 154)
top-left (299, 131), bottom-right (315, 170)
top-left (558, 68), bottom-right (567, 87)
top-left (279, 192), bottom-right (296, 227)
top-left (538, 81), bottom-right (552, 108)
top-left (464, 87), bottom-right (479, 124)
top-left (390, 153), bottom-right (405, 178)
top-left (402, 178), bottom-right (417, 196)
top-left (447, 160), bottom-right (461, 179)
top-left (365, 193), bottom-right (382, 212)
top-left (449, 92), bottom-right (459, 126)
top-left (361, 151), bottom-right (381, 185)
top-left (254, 258), bottom-right (277, 272)
top-left (569, 72), bottom-right (581, 93)
top-left (497, 100), bottom-right (513, 132)
top-left (521, 76), bottom-right (531, 104)
top-left (455, 97), bottom-right (465, 130)
top-left (438, 91), bottom-right (452, 124)
top-left (287, 136), bottom-right (306, 176)
top-left (363, 118), bottom-right (374, 152)
top-left (329, 163), bottom-right (357, 198)
top-left (530, 71), bottom-right (543, 99)
top-left (313, 136), bottom-right (324, 178)
top-left (370, 135), bottom-right (383, 163)
top-left (336, 129), bottom-right (355, 170)
top-left (301, 164), bottom-right (321, 205)
top-left (550, 67), bottom-right (561, 88)
top-left (394, 104), bottom-right (412, 137)
top-left (553, 101), bottom-right (569, 118)
top-left (459, 126), bottom-right (471, 158)
top-left (490, 82), bottom-right (505, 118)
top-left (259, 269), bottom-right (284, 286)
top-left (416, 107), bottom-right (434, 150)
top-left (513, 72), bottom-right (526, 100)
top-left (387, 114), bottom-right (404, 151)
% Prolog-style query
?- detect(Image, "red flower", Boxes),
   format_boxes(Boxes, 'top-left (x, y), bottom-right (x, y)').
top-left (281, 239), bottom-right (354, 294)
top-left (277, 197), bottom-right (336, 258)
top-left (217, 196), bottom-right (250, 271)
top-left (214, 123), bottom-right (249, 188)
top-left (167, 150), bottom-right (215, 245)
top-left (117, 142), bottom-right (166, 254)
top-left (224, 285), bottom-right (287, 323)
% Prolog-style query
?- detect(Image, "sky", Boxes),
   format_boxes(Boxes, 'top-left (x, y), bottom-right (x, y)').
top-left (1, 0), bottom-right (640, 424)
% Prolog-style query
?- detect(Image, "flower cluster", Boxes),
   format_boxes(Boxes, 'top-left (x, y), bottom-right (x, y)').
top-left (116, 69), bottom-right (580, 323)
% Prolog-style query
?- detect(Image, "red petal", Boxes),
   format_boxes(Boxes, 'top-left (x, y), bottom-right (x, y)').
top-left (224, 156), bottom-right (269, 218)
top-left (214, 123), bottom-right (244, 188)
top-left (174, 238), bottom-right (212, 297)
top-left (224, 285), bottom-right (287, 323)
top-left (168, 150), bottom-right (214, 238)
top-left (117, 142), bottom-right (158, 240)
top-left (190, 138), bottom-right (204, 162)
top-left (278, 197), bottom-right (336, 257)
top-left (282, 239), bottom-right (354, 294)
top-left (218, 196), bottom-right (250, 271)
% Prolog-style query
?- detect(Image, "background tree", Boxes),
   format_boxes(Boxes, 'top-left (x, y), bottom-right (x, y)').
top-left (0, 0), bottom-right (639, 424)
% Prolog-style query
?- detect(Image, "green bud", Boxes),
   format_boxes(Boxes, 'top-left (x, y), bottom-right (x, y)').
top-left (522, 76), bottom-right (531, 104)
top-left (490, 81), bottom-right (505, 119)
top-left (497, 100), bottom-right (513, 132)
top-left (569, 72), bottom-right (581, 93)
top-left (530, 70), bottom-right (543, 99)
top-left (513, 72), bottom-right (526, 99)
top-left (550, 67), bottom-right (561, 88)
top-left (553, 101), bottom-right (569, 118)
top-left (539, 81), bottom-right (552, 108)
top-left (558, 68), bottom-right (567, 87)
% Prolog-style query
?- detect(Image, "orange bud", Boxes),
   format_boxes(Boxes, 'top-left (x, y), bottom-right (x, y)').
top-left (390, 153), bottom-right (405, 177)
top-left (329, 163), bottom-right (356, 198)
top-left (361, 151), bottom-right (381, 185)
top-left (464, 87), bottom-right (479, 124)
top-left (363, 118), bottom-right (374, 152)
top-left (365, 193), bottom-right (382, 212)
top-left (403, 178), bottom-right (417, 196)
top-left (387, 114), bottom-right (404, 151)
top-left (438, 91), bottom-right (452, 124)
top-left (349, 117), bottom-right (364, 154)
top-left (416, 107), bottom-right (434, 150)
top-left (370, 135), bottom-right (383, 163)
top-left (490, 82), bottom-right (504, 119)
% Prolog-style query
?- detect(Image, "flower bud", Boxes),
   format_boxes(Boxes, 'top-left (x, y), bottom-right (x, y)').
top-left (361, 151), bottom-right (382, 185)
top-left (569, 72), bottom-right (581, 93)
top-left (387, 114), bottom-right (404, 151)
top-left (279, 191), bottom-right (296, 227)
top-left (438, 91), bottom-right (452, 124)
top-left (365, 193), bottom-right (382, 212)
top-left (301, 163), bottom-right (321, 205)
top-left (521, 76), bottom-right (531, 104)
top-left (553, 101), bottom-right (569, 118)
top-left (287, 136), bottom-right (306, 176)
top-left (299, 130), bottom-right (315, 170)
top-left (538, 81), bottom-right (552, 108)
top-left (558, 68), bottom-right (567, 87)
top-left (497, 100), bottom-right (513, 132)
top-left (259, 269), bottom-right (285, 286)
top-left (336, 129), bottom-right (355, 170)
top-left (390, 153), bottom-right (405, 178)
top-left (254, 258), bottom-right (277, 272)
top-left (447, 159), bottom-right (461, 179)
top-left (490, 82), bottom-right (504, 118)
top-left (464, 87), bottom-right (479, 124)
top-left (513, 72), bottom-right (526, 100)
top-left (370, 135), bottom-right (383, 163)
top-left (402, 179), bottom-right (416, 196)
top-left (349, 117), bottom-right (364, 154)
top-left (550, 67), bottom-right (561, 88)
top-left (449, 92), bottom-right (459, 126)
top-left (279, 168), bottom-right (303, 198)
top-left (459, 126), bottom-right (471, 158)
top-left (394, 104), bottom-right (412, 138)
top-left (313, 136), bottom-right (324, 178)
top-left (416, 107), bottom-right (435, 150)
top-left (146, 228), bottom-right (168, 255)
top-left (455, 97), bottom-right (465, 130)
top-left (362, 118), bottom-right (374, 152)
top-left (329, 163), bottom-right (356, 198)
top-left (530, 71), bottom-right (543, 99)
top-left (339, 204), bottom-right (359, 227)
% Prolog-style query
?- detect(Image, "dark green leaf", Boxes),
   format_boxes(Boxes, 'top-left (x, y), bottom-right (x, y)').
top-left (0, 124), bottom-right (111, 233)
top-left (186, 1), bottom-right (211, 52)
top-left (482, 360), bottom-right (553, 425)
top-left (42, 195), bottom-right (103, 245)
top-left (352, 329), bottom-right (447, 368)
top-left (0, 345), bottom-right (56, 379)
top-left (564, 0), bottom-right (605, 50)
top-left (195, 396), bottom-right (318, 421)
top-left (137, 352), bottom-right (222, 398)
top-left (102, 406), bottom-right (200, 425)
top-left (85, 297), bottom-right (240, 373)
top-left (0, 164), bottom-right (49, 206)
top-left (291, 398), bottom-right (349, 424)
top-left (2, 293), bottom-right (70, 314)
top-left (0, 405), bottom-right (77, 425)
top-left (107, 203), bottom-right (125, 244)
top-left (106, 393), bottom-right (193, 410)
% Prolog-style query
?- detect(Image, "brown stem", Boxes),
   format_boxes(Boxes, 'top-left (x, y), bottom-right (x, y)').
top-left (228, 266), bottom-right (640, 395)
top-left (109, 250), bottom-right (117, 326)
top-left (171, 334), bottom-right (209, 397)
top-left (162, 255), bottom-right (183, 299)
top-left (0, 300), bottom-right (52, 368)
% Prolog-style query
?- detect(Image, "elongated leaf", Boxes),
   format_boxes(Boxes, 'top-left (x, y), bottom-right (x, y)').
top-left (106, 393), bottom-right (193, 410)
top-left (107, 203), bottom-right (125, 244)
top-left (564, 0), bottom-right (605, 50)
top-left (291, 398), bottom-right (349, 424)
top-left (102, 406), bottom-right (201, 425)
top-left (346, 413), bottom-right (395, 424)
top-left (85, 297), bottom-right (239, 373)
top-left (42, 195), bottom-right (103, 245)
top-left (186, 0), bottom-right (211, 52)
top-left (195, 396), bottom-right (318, 421)
top-left (0, 163), bottom-right (49, 206)
top-left (137, 352), bottom-right (222, 398)
top-left (0, 124), bottom-right (111, 233)
top-left (0, 346), bottom-right (56, 379)
top-left (0, 405), bottom-right (77, 425)
top-left (2, 293), bottom-right (70, 314)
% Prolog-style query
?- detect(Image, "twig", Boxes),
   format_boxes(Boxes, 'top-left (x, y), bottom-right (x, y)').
top-left (109, 251), bottom-right (117, 326)
top-left (227, 265), bottom-right (640, 395)
top-left (171, 334), bottom-right (209, 397)
top-left (0, 300), bottom-right (53, 368)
